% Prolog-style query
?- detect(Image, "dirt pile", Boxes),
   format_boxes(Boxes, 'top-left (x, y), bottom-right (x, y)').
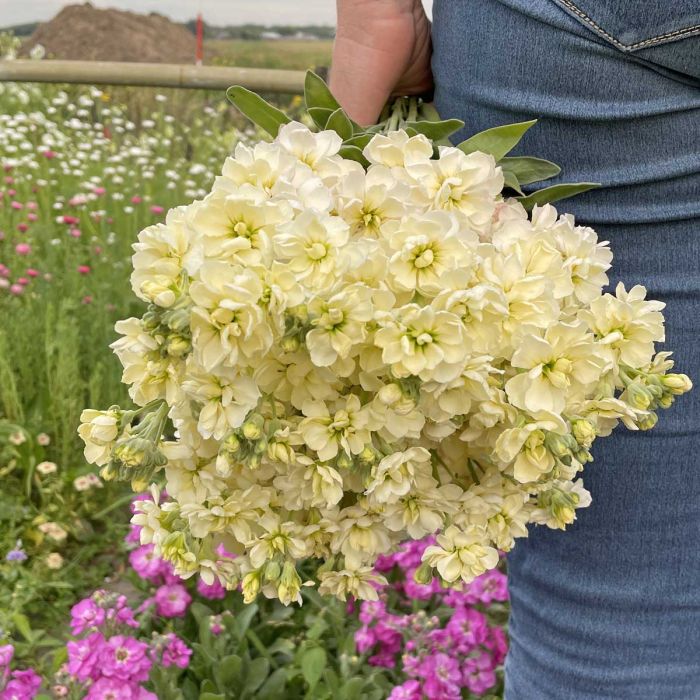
top-left (20, 3), bottom-right (197, 63)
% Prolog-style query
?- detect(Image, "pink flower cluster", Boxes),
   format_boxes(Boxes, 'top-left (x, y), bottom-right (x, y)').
top-left (62, 591), bottom-right (191, 699)
top-left (0, 645), bottom-right (41, 700)
top-left (357, 538), bottom-right (508, 700)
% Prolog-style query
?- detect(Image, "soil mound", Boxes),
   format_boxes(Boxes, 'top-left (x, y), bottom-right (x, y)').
top-left (20, 3), bottom-right (196, 63)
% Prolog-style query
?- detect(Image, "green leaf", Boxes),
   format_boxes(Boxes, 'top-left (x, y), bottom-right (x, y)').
top-left (244, 657), bottom-right (270, 693)
top-left (458, 119), bottom-right (537, 160)
top-left (214, 654), bottom-right (243, 689)
top-left (339, 678), bottom-right (366, 700)
top-left (403, 119), bottom-right (464, 141)
top-left (502, 170), bottom-right (524, 195)
top-left (198, 694), bottom-right (225, 700)
top-left (517, 182), bottom-right (600, 210)
top-left (231, 603), bottom-right (258, 641)
top-left (13, 613), bottom-right (33, 642)
top-left (226, 86), bottom-right (291, 138)
top-left (326, 108), bottom-right (354, 141)
top-left (338, 145), bottom-right (369, 168)
top-left (256, 668), bottom-right (287, 700)
top-left (343, 133), bottom-right (373, 150)
top-left (304, 71), bottom-right (342, 113)
top-left (500, 156), bottom-right (561, 185)
top-left (307, 107), bottom-right (334, 130)
top-left (301, 646), bottom-right (326, 689)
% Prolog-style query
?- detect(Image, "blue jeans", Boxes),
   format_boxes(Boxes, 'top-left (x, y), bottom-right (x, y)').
top-left (432, 1), bottom-right (700, 697)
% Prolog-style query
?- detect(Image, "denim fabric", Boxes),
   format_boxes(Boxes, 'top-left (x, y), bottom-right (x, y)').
top-left (432, 1), bottom-right (700, 697)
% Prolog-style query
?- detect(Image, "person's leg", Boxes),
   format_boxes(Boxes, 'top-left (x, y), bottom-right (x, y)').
top-left (432, 0), bottom-right (700, 696)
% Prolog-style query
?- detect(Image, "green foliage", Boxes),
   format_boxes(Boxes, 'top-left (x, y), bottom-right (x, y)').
top-left (458, 120), bottom-right (537, 160)
top-left (226, 86), bottom-right (291, 138)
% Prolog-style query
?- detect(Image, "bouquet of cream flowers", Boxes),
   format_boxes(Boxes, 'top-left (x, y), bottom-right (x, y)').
top-left (80, 73), bottom-right (691, 604)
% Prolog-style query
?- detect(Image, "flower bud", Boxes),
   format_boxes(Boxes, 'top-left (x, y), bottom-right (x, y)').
top-left (571, 419), bottom-right (596, 448)
top-left (378, 383), bottom-right (403, 406)
top-left (413, 562), bottom-right (434, 585)
top-left (221, 432), bottom-right (240, 454)
top-left (241, 571), bottom-right (261, 604)
top-left (637, 411), bottom-right (658, 431)
top-left (624, 382), bottom-right (653, 411)
top-left (166, 334), bottom-right (191, 357)
top-left (336, 452), bottom-right (353, 470)
top-left (280, 335), bottom-right (300, 353)
top-left (264, 560), bottom-right (281, 582)
top-left (242, 414), bottom-right (264, 440)
top-left (662, 373), bottom-right (693, 395)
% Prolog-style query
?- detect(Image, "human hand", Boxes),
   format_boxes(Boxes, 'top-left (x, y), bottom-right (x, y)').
top-left (330, 0), bottom-right (433, 126)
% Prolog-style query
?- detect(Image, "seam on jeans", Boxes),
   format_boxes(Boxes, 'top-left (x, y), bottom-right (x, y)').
top-left (557, 0), bottom-right (700, 51)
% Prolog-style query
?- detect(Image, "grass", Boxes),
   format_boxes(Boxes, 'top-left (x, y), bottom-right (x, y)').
top-left (207, 39), bottom-right (333, 71)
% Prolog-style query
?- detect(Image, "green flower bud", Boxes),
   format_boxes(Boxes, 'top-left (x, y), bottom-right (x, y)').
top-left (264, 560), bottom-right (281, 582)
top-left (280, 335), bottom-right (300, 353)
top-left (242, 413), bottom-right (264, 440)
top-left (413, 562), bottom-right (434, 585)
top-left (165, 334), bottom-right (191, 357)
top-left (571, 419), bottom-right (596, 449)
top-left (221, 432), bottom-right (240, 454)
top-left (624, 382), bottom-right (653, 411)
top-left (336, 452), bottom-right (353, 470)
top-left (637, 411), bottom-right (658, 431)
top-left (662, 373), bottom-right (693, 395)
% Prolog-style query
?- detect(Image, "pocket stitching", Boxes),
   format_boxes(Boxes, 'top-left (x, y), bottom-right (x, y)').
top-left (558, 0), bottom-right (700, 51)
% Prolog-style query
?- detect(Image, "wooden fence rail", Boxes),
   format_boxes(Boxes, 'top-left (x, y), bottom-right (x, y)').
top-left (0, 60), bottom-right (306, 93)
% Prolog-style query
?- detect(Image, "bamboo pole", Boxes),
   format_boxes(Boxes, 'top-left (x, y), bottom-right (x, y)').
top-left (0, 60), bottom-right (306, 93)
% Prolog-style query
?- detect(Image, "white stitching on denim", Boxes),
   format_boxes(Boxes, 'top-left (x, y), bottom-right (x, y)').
top-left (557, 0), bottom-right (700, 51)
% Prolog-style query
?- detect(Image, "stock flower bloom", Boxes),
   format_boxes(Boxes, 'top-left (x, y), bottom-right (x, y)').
top-left (196, 576), bottom-right (227, 600)
top-left (154, 583), bottom-right (191, 618)
top-left (67, 632), bottom-right (104, 681)
top-left (422, 526), bottom-right (499, 583)
top-left (160, 634), bottom-right (192, 668)
top-left (70, 597), bottom-right (105, 634)
top-left (129, 544), bottom-right (166, 584)
top-left (2, 668), bottom-right (42, 700)
top-left (100, 635), bottom-right (152, 682)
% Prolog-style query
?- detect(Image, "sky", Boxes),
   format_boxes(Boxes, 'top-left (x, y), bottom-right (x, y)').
top-left (2, 0), bottom-right (433, 26)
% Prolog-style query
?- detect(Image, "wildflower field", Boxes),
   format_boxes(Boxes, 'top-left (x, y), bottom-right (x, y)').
top-left (0, 39), bottom-right (508, 700)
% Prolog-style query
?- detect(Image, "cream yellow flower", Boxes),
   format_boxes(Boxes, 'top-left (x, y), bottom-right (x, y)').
top-left (374, 304), bottom-right (466, 382)
top-left (299, 394), bottom-right (371, 461)
top-left (422, 525), bottom-right (499, 583)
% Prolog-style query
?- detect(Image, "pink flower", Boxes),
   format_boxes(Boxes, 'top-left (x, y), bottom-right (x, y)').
top-left (196, 577), bottom-right (227, 600)
top-left (9, 284), bottom-right (23, 296)
top-left (2, 667), bottom-right (42, 700)
top-left (0, 643), bottom-right (14, 668)
top-left (26, 202), bottom-right (37, 211)
top-left (93, 187), bottom-right (106, 195)
top-left (462, 652), bottom-right (497, 694)
top-left (388, 680), bottom-right (422, 700)
top-left (471, 569), bottom-right (508, 604)
top-left (160, 634), bottom-right (192, 669)
top-left (100, 635), bottom-right (151, 682)
top-left (17, 277), bottom-right (29, 286)
top-left (71, 598), bottom-right (106, 635)
top-left (154, 583), bottom-right (191, 618)
top-left (129, 544), bottom-right (166, 584)
top-left (85, 677), bottom-right (141, 700)
top-left (27, 213), bottom-right (37, 222)
top-left (445, 608), bottom-right (488, 653)
top-left (67, 632), bottom-right (104, 681)
top-left (10, 201), bottom-right (23, 210)
top-left (61, 215), bottom-right (80, 225)
top-left (77, 265), bottom-right (91, 275)
top-left (70, 228), bottom-right (81, 238)
top-left (16, 223), bottom-right (29, 233)
top-left (419, 652), bottom-right (462, 700)
top-left (14, 243), bottom-right (31, 255)
top-left (150, 205), bottom-right (164, 215)
top-left (131, 196), bottom-right (142, 204)
top-left (42, 150), bottom-right (57, 159)
top-left (25, 269), bottom-right (39, 278)
top-left (82, 296), bottom-right (93, 305)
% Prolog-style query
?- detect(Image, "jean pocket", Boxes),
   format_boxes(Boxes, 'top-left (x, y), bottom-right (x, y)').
top-left (551, 0), bottom-right (700, 50)
top-left (551, 0), bottom-right (700, 81)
